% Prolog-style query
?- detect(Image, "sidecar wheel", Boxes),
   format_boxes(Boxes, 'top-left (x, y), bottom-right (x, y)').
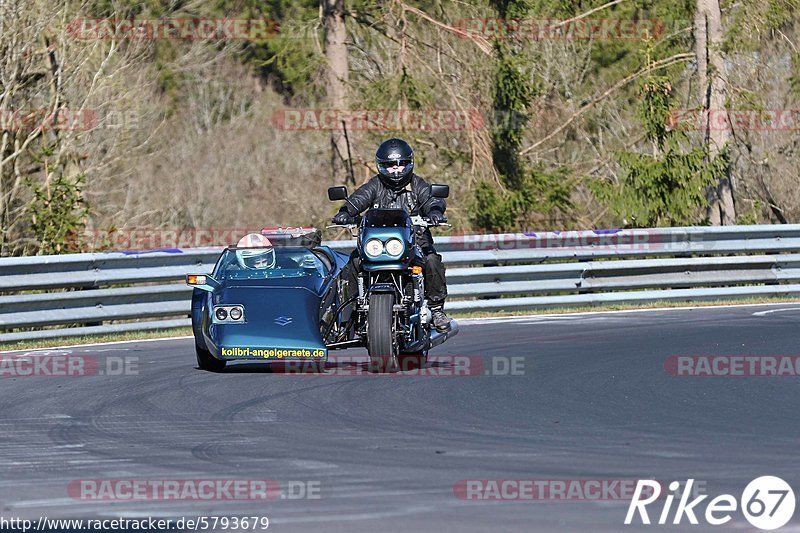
top-left (196, 344), bottom-right (226, 372)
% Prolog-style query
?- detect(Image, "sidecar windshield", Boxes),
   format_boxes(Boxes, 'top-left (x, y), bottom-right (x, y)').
top-left (214, 247), bottom-right (328, 280)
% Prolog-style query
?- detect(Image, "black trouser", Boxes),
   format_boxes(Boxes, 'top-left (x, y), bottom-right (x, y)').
top-left (344, 232), bottom-right (447, 307)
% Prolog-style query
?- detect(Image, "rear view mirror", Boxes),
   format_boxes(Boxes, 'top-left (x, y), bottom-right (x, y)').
top-left (328, 186), bottom-right (348, 201)
top-left (430, 184), bottom-right (449, 199)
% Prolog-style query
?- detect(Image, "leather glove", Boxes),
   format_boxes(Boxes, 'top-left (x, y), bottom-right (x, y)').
top-left (332, 210), bottom-right (354, 225)
top-left (427, 209), bottom-right (446, 225)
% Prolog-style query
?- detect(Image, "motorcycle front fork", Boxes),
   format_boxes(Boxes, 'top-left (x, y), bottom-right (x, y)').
top-left (356, 271), bottom-right (429, 334)
top-left (413, 271), bottom-right (430, 327)
top-left (357, 275), bottom-right (366, 307)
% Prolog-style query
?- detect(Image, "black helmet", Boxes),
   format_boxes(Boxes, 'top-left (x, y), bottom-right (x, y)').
top-left (375, 138), bottom-right (414, 190)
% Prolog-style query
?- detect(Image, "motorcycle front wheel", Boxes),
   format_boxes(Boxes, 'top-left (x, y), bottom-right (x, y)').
top-left (367, 293), bottom-right (399, 373)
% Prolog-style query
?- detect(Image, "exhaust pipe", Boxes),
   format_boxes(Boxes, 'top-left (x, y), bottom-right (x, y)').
top-left (427, 319), bottom-right (459, 350)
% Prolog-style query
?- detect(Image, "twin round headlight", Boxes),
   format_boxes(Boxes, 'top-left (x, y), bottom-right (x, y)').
top-left (385, 239), bottom-right (404, 256)
top-left (364, 238), bottom-right (404, 258)
top-left (214, 305), bottom-right (244, 323)
top-left (364, 239), bottom-right (384, 257)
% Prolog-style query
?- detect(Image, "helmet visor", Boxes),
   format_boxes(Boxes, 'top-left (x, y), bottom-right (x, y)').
top-left (237, 247), bottom-right (276, 270)
top-left (246, 252), bottom-right (275, 269)
top-left (378, 158), bottom-right (412, 176)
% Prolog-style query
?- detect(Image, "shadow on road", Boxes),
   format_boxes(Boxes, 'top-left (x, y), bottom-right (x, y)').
top-left (196, 355), bottom-right (457, 375)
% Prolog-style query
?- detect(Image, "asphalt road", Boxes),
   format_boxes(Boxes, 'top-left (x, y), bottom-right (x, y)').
top-left (1, 304), bottom-right (799, 532)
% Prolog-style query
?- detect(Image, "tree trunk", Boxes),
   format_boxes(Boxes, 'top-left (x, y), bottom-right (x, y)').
top-left (695, 0), bottom-right (735, 225)
top-left (320, 0), bottom-right (352, 185)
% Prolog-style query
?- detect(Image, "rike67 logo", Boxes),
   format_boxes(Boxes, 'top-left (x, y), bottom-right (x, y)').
top-left (625, 477), bottom-right (796, 530)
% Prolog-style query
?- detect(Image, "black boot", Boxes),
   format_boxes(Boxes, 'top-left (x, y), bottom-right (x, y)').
top-left (430, 304), bottom-right (451, 332)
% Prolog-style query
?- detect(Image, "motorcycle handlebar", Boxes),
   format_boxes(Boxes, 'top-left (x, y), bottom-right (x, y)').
top-left (410, 215), bottom-right (449, 228)
top-left (327, 218), bottom-right (449, 229)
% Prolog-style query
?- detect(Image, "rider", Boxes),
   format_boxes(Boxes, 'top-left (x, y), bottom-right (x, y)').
top-left (235, 233), bottom-right (321, 272)
top-left (235, 234), bottom-right (276, 270)
top-left (332, 138), bottom-right (451, 331)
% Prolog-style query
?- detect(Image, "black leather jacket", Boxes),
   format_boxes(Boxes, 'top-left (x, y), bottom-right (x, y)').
top-left (341, 175), bottom-right (446, 217)
top-left (339, 174), bottom-right (445, 252)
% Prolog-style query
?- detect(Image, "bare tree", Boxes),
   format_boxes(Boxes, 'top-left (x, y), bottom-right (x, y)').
top-left (320, 0), bottom-right (352, 185)
top-left (695, 0), bottom-right (736, 224)
top-left (0, 0), bottom-right (157, 254)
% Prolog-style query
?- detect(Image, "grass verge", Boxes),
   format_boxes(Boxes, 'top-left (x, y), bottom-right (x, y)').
top-left (0, 328), bottom-right (193, 352)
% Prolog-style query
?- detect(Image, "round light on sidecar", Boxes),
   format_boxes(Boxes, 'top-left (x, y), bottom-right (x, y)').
top-left (215, 307), bottom-right (228, 321)
top-left (385, 238), bottom-right (404, 257)
top-left (365, 239), bottom-right (384, 257)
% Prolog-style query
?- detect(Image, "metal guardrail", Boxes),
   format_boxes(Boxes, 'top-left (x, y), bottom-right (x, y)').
top-left (2, 225), bottom-right (800, 342)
